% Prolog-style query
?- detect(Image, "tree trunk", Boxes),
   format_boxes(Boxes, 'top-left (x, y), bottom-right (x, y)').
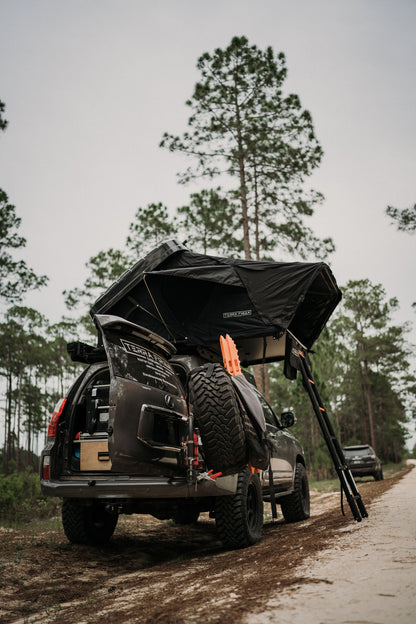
top-left (351, 396), bottom-right (357, 441)
top-left (4, 370), bottom-right (13, 475)
top-left (253, 160), bottom-right (260, 261)
top-left (16, 364), bottom-right (23, 471)
top-left (233, 82), bottom-right (251, 261)
top-left (237, 154), bottom-right (251, 260)
top-left (363, 360), bottom-right (377, 451)
top-left (358, 365), bottom-right (369, 443)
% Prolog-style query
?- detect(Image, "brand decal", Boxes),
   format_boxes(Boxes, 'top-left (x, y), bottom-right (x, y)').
top-left (223, 309), bottom-right (252, 319)
top-left (119, 338), bottom-right (151, 358)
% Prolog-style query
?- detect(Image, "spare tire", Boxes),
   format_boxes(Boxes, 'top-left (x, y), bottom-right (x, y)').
top-left (189, 363), bottom-right (247, 475)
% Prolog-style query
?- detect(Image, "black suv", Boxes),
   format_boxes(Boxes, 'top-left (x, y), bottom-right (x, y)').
top-left (41, 314), bottom-right (309, 549)
top-left (40, 238), bottom-right (345, 545)
top-left (343, 445), bottom-right (383, 481)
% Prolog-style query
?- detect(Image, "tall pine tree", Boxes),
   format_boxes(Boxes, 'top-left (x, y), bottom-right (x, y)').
top-left (161, 36), bottom-right (332, 261)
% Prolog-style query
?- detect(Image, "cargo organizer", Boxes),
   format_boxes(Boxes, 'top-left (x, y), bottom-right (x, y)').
top-left (74, 381), bottom-right (112, 471)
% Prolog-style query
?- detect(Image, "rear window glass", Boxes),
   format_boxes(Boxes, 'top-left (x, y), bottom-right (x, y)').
top-left (344, 447), bottom-right (371, 456)
top-left (104, 330), bottom-right (182, 396)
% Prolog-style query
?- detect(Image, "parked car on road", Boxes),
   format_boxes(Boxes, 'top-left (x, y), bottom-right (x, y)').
top-left (343, 445), bottom-right (383, 481)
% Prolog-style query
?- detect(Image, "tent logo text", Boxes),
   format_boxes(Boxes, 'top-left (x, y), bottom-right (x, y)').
top-left (223, 310), bottom-right (252, 319)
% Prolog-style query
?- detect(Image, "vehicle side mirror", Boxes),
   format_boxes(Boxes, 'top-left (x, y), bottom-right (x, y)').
top-left (281, 411), bottom-right (296, 428)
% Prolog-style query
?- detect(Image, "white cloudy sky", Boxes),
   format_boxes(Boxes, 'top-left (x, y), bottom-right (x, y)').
top-left (1, 0), bottom-right (415, 447)
top-left (1, 1), bottom-right (415, 328)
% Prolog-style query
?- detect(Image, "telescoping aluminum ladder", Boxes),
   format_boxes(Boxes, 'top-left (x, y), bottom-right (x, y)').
top-left (287, 332), bottom-right (368, 522)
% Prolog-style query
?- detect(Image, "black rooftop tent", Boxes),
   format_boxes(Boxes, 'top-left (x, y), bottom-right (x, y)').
top-left (91, 240), bottom-right (342, 365)
top-left (90, 240), bottom-right (369, 521)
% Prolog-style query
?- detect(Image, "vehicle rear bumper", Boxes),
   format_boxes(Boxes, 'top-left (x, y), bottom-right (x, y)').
top-left (349, 465), bottom-right (377, 476)
top-left (40, 473), bottom-right (238, 499)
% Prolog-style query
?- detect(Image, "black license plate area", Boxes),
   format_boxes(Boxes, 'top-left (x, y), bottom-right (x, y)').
top-left (138, 405), bottom-right (187, 452)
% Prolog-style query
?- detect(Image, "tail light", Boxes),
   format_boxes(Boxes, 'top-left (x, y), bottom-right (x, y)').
top-left (47, 398), bottom-right (67, 438)
top-left (42, 455), bottom-right (50, 480)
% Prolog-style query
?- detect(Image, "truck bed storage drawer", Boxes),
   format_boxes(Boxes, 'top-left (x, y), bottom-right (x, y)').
top-left (79, 433), bottom-right (112, 471)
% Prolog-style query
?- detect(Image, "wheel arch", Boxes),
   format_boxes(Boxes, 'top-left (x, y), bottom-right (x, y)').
top-left (296, 453), bottom-right (306, 468)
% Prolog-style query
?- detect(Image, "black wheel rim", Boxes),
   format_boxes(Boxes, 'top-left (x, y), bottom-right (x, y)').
top-left (246, 483), bottom-right (259, 529)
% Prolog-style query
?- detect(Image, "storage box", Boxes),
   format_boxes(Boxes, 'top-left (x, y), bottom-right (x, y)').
top-left (80, 433), bottom-right (112, 471)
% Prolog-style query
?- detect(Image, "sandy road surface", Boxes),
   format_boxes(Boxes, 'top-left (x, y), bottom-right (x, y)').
top-left (0, 464), bottom-right (413, 624)
top-left (247, 460), bottom-right (416, 624)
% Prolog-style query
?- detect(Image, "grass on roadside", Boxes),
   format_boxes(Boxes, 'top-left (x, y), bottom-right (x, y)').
top-left (309, 461), bottom-right (407, 493)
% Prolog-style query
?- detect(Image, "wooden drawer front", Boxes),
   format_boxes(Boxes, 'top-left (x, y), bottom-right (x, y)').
top-left (80, 440), bottom-right (112, 471)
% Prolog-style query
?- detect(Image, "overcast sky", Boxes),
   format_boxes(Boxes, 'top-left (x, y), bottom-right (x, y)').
top-left (1, 0), bottom-right (415, 318)
top-left (1, 0), bottom-right (415, 445)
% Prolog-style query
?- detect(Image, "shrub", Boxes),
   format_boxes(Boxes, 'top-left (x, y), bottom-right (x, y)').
top-left (0, 468), bottom-right (59, 525)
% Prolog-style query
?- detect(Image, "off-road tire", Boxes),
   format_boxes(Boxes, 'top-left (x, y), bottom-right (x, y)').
top-left (374, 468), bottom-right (384, 481)
top-left (215, 467), bottom-right (263, 549)
top-left (280, 462), bottom-right (310, 523)
top-left (189, 364), bottom-right (247, 474)
top-left (172, 506), bottom-right (200, 525)
top-left (62, 499), bottom-right (118, 545)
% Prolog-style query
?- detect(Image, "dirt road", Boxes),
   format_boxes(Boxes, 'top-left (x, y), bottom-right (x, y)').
top-left (1, 464), bottom-right (414, 624)
top-left (247, 459), bottom-right (416, 624)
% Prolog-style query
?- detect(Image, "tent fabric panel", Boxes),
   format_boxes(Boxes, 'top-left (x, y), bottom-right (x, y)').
top-left (235, 262), bottom-right (325, 328)
top-left (91, 240), bottom-right (187, 316)
top-left (145, 264), bottom-right (243, 287)
top-left (90, 240), bottom-right (342, 360)
top-left (145, 274), bottom-right (272, 346)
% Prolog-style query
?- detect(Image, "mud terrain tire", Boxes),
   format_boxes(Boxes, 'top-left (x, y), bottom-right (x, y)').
top-left (215, 467), bottom-right (263, 549)
top-left (189, 364), bottom-right (247, 474)
top-left (374, 468), bottom-right (384, 481)
top-left (280, 462), bottom-right (310, 523)
top-left (62, 499), bottom-right (118, 544)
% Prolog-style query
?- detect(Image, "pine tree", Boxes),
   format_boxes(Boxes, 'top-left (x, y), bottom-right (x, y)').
top-left (0, 190), bottom-right (48, 303)
top-left (161, 36), bottom-right (332, 261)
top-left (330, 279), bottom-right (413, 454)
top-left (126, 203), bottom-right (177, 258)
top-left (177, 189), bottom-right (243, 255)
top-left (0, 99), bottom-right (7, 132)
top-left (386, 203), bottom-right (416, 233)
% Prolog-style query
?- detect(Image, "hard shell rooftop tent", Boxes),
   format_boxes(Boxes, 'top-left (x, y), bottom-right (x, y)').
top-left (91, 240), bottom-right (342, 365)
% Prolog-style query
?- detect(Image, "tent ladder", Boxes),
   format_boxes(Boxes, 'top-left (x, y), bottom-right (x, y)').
top-left (295, 346), bottom-right (368, 522)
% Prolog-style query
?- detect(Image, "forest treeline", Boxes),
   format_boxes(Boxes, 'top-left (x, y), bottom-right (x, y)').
top-left (1, 37), bottom-right (415, 483)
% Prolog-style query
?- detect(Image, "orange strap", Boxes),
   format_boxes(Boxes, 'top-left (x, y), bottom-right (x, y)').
top-left (220, 334), bottom-right (242, 376)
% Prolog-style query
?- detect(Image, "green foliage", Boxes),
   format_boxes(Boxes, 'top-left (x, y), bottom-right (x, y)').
top-left (0, 189), bottom-right (48, 302)
top-left (63, 247), bottom-right (131, 337)
top-left (386, 203), bottom-right (416, 233)
top-left (161, 35), bottom-right (332, 261)
top-left (330, 279), bottom-right (413, 458)
top-left (0, 468), bottom-right (59, 525)
top-left (0, 306), bottom-right (82, 473)
top-left (267, 289), bottom-right (413, 477)
top-left (0, 99), bottom-right (7, 132)
top-left (268, 333), bottom-right (339, 480)
top-left (177, 189), bottom-right (243, 255)
top-left (127, 203), bottom-right (178, 257)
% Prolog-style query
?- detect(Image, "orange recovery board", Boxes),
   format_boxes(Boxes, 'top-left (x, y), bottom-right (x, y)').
top-left (220, 334), bottom-right (242, 376)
